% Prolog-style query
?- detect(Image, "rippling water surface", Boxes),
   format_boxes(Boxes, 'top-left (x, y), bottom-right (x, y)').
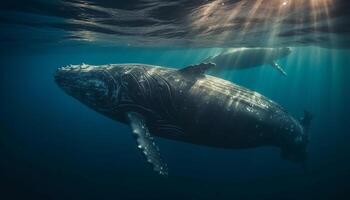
top-left (1, 0), bottom-right (350, 48)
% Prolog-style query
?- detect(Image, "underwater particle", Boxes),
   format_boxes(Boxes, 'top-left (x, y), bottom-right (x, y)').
top-left (246, 107), bottom-right (252, 112)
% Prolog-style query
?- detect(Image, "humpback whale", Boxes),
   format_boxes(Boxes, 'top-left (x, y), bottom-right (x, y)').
top-left (203, 47), bottom-right (291, 76)
top-left (55, 62), bottom-right (311, 175)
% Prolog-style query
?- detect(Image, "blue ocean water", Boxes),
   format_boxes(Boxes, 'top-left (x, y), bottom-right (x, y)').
top-left (1, 44), bottom-right (349, 199)
top-left (1, 1), bottom-right (350, 199)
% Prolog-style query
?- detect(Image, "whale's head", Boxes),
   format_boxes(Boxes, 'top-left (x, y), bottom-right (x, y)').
top-left (54, 64), bottom-right (120, 112)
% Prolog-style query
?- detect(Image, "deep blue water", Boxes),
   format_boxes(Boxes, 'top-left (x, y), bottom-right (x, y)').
top-left (1, 45), bottom-right (349, 199)
top-left (1, 1), bottom-right (350, 199)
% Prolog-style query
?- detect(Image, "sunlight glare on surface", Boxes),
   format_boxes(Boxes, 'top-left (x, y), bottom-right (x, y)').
top-left (188, 0), bottom-right (335, 48)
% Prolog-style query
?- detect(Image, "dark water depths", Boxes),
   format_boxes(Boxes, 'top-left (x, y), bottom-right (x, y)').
top-left (1, 0), bottom-right (350, 199)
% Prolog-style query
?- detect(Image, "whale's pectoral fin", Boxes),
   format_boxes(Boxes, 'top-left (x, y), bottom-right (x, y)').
top-left (126, 112), bottom-right (168, 176)
top-left (179, 62), bottom-right (216, 76)
top-left (271, 62), bottom-right (288, 77)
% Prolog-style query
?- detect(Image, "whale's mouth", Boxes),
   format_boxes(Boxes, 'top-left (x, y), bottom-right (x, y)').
top-left (54, 73), bottom-right (79, 96)
top-left (54, 68), bottom-right (75, 90)
top-left (54, 69), bottom-right (66, 85)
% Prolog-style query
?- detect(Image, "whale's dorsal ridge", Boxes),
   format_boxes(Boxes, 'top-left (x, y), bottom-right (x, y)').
top-left (179, 62), bottom-right (216, 76)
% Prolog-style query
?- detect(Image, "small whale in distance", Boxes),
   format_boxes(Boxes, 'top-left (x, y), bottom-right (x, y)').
top-left (203, 47), bottom-right (291, 76)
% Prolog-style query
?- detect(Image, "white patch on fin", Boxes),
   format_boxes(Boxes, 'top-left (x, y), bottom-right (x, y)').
top-left (271, 62), bottom-right (288, 77)
top-left (126, 112), bottom-right (168, 176)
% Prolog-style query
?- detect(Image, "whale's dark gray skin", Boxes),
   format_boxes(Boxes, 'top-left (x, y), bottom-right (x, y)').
top-left (54, 63), bottom-right (311, 175)
top-left (204, 47), bottom-right (291, 76)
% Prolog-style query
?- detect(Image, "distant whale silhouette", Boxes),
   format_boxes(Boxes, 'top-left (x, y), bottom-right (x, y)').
top-left (55, 62), bottom-right (311, 175)
top-left (203, 47), bottom-right (291, 76)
